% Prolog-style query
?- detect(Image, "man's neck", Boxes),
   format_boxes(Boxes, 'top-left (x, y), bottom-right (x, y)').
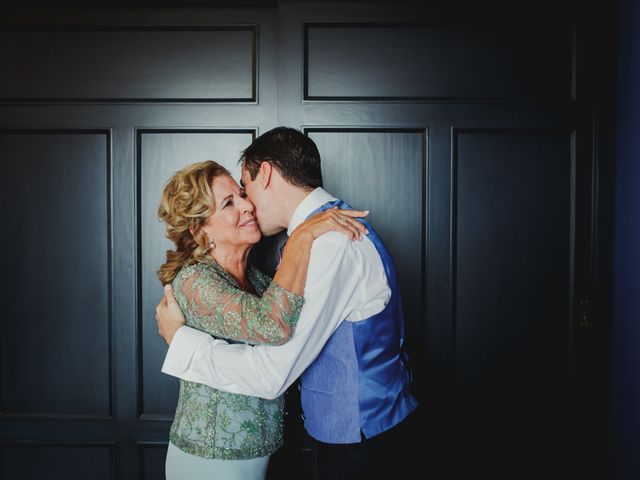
top-left (275, 183), bottom-right (315, 230)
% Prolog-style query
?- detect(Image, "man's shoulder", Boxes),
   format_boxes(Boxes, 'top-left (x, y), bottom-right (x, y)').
top-left (313, 230), bottom-right (352, 246)
top-left (311, 230), bottom-right (379, 263)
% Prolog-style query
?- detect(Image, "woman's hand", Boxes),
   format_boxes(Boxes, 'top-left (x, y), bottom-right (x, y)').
top-left (293, 208), bottom-right (369, 242)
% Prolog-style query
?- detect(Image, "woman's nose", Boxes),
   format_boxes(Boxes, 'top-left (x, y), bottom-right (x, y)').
top-left (239, 196), bottom-right (254, 214)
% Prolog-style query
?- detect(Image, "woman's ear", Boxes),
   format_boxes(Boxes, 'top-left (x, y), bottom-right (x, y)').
top-left (188, 224), bottom-right (196, 237)
top-left (260, 161), bottom-right (272, 189)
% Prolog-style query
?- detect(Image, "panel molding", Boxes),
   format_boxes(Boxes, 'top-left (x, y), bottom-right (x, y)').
top-left (0, 26), bottom-right (257, 104)
top-left (449, 126), bottom-right (576, 371)
top-left (303, 126), bottom-right (429, 376)
top-left (0, 441), bottom-right (116, 480)
top-left (135, 128), bottom-right (256, 420)
top-left (0, 128), bottom-right (114, 420)
top-left (303, 22), bottom-right (575, 103)
top-left (137, 441), bottom-right (168, 480)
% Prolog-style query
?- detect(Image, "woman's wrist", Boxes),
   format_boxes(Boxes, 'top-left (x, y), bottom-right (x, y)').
top-left (288, 227), bottom-right (315, 245)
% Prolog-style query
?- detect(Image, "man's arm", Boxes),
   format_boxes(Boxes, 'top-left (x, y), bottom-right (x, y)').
top-left (156, 283), bottom-right (185, 344)
top-left (160, 234), bottom-right (366, 399)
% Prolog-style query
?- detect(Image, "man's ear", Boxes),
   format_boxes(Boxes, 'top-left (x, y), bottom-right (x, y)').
top-left (259, 161), bottom-right (273, 189)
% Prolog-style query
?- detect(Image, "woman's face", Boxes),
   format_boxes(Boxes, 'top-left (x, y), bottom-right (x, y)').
top-left (201, 174), bottom-right (261, 250)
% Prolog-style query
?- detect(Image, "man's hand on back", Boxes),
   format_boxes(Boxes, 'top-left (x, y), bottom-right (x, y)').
top-left (156, 284), bottom-right (186, 345)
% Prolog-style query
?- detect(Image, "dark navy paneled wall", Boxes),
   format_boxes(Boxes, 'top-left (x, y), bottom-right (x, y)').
top-left (0, 2), bottom-right (619, 479)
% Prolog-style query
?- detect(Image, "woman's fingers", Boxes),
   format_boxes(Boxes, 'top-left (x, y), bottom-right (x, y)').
top-left (331, 210), bottom-right (368, 236)
top-left (321, 211), bottom-right (356, 239)
top-left (302, 208), bottom-right (370, 241)
top-left (338, 217), bottom-right (367, 238)
top-left (333, 220), bottom-right (358, 240)
top-left (333, 215), bottom-right (365, 240)
top-left (347, 216), bottom-right (368, 235)
top-left (334, 208), bottom-right (369, 218)
top-left (322, 209), bottom-right (369, 239)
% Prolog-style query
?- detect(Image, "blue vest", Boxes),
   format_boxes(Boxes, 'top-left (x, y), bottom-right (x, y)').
top-left (299, 199), bottom-right (419, 443)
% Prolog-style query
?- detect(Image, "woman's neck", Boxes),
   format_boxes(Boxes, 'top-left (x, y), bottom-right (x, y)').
top-left (210, 246), bottom-right (253, 291)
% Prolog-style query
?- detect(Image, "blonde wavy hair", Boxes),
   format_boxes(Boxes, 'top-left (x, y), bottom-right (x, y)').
top-left (157, 160), bottom-right (230, 285)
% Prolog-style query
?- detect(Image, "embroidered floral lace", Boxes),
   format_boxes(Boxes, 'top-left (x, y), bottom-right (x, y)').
top-left (169, 260), bottom-right (304, 459)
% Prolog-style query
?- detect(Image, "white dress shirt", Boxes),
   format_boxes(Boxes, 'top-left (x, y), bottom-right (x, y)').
top-left (161, 187), bottom-right (391, 400)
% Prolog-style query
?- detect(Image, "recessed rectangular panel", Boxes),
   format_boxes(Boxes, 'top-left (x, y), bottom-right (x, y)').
top-left (305, 24), bottom-right (571, 100)
top-left (454, 129), bottom-right (571, 393)
top-left (139, 443), bottom-right (168, 480)
top-left (0, 28), bottom-right (255, 101)
top-left (307, 129), bottom-right (425, 354)
top-left (0, 130), bottom-right (111, 416)
top-left (2, 444), bottom-right (113, 480)
top-left (139, 129), bottom-right (254, 417)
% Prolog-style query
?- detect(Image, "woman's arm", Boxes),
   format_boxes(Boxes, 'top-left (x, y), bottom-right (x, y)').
top-left (175, 265), bottom-right (304, 346)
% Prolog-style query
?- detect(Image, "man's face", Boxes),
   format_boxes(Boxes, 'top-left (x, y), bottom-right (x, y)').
top-left (240, 164), bottom-right (282, 236)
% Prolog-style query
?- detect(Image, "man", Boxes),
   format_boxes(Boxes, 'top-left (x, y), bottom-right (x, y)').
top-left (156, 127), bottom-right (419, 479)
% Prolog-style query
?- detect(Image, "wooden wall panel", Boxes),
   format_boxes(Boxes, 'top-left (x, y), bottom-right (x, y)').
top-left (137, 129), bottom-right (254, 418)
top-left (305, 23), bottom-right (572, 101)
top-left (0, 27), bottom-right (256, 102)
top-left (138, 443), bottom-right (167, 480)
top-left (453, 129), bottom-right (573, 393)
top-left (1, 444), bottom-right (114, 480)
top-left (0, 130), bottom-right (111, 417)
top-left (306, 128), bottom-right (426, 357)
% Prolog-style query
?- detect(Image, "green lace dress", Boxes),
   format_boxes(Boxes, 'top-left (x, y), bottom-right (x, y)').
top-left (169, 259), bottom-right (304, 460)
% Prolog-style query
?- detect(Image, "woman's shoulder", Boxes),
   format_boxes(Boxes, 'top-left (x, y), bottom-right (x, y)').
top-left (173, 261), bottom-right (219, 284)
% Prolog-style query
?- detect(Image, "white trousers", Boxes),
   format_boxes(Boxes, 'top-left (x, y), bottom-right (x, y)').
top-left (165, 442), bottom-right (270, 480)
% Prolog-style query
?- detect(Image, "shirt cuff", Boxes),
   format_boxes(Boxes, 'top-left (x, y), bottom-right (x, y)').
top-left (161, 326), bottom-right (212, 378)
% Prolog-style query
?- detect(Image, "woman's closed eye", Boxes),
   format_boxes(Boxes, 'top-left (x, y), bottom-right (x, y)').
top-left (221, 191), bottom-right (246, 208)
top-left (220, 196), bottom-right (233, 208)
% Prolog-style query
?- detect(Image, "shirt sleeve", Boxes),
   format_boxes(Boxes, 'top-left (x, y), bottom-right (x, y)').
top-left (175, 265), bottom-right (304, 346)
top-left (162, 234), bottom-right (366, 399)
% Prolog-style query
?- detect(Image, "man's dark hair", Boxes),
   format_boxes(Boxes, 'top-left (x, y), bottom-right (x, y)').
top-left (240, 127), bottom-right (323, 189)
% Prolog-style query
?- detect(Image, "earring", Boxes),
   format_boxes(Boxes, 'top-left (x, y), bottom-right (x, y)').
top-left (208, 239), bottom-right (216, 250)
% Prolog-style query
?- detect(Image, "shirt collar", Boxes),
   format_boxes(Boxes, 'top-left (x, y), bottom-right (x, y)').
top-left (287, 187), bottom-right (337, 236)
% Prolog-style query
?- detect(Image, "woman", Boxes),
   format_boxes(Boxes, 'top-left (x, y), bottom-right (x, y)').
top-left (157, 160), bottom-right (367, 480)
